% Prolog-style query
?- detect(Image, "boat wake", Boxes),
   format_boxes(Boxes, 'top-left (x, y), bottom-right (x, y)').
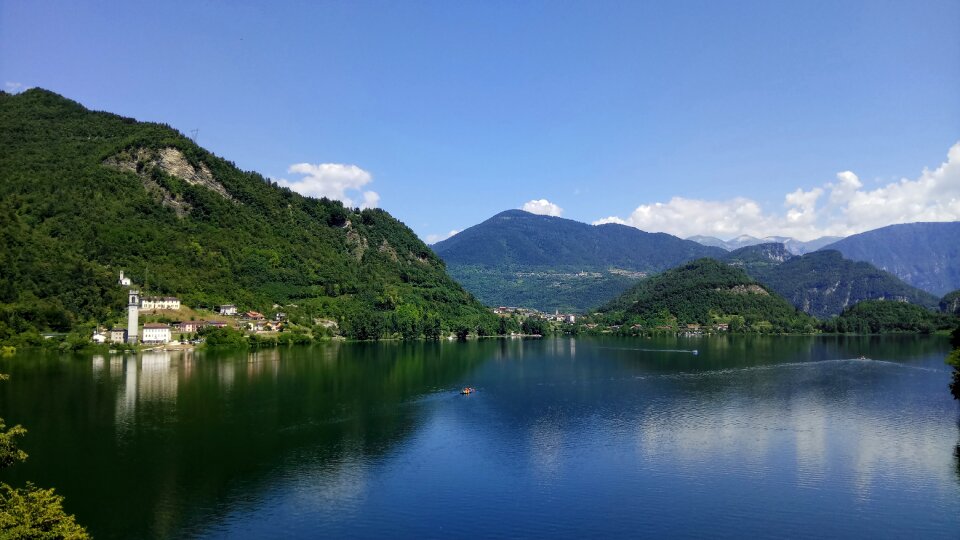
top-left (597, 346), bottom-right (699, 354)
top-left (657, 358), bottom-right (946, 379)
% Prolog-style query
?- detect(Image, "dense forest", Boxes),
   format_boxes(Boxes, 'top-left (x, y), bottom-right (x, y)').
top-left (596, 259), bottom-right (817, 333)
top-left (0, 89), bottom-right (496, 344)
top-left (820, 300), bottom-right (955, 334)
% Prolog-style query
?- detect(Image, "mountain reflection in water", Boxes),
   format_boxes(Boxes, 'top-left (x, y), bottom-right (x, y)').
top-left (1, 336), bottom-right (958, 539)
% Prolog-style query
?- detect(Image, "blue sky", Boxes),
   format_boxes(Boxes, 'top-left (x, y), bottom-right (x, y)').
top-left (3, 0), bottom-right (959, 241)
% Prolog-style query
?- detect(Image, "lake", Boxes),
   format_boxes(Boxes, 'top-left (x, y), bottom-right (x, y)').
top-left (1, 336), bottom-right (959, 539)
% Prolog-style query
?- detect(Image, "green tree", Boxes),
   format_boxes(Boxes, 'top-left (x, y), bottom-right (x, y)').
top-left (423, 312), bottom-right (442, 340)
top-left (199, 326), bottom-right (248, 348)
top-left (0, 376), bottom-right (89, 538)
top-left (521, 317), bottom-right (548, 336)
top-left (454, 323), bottom-right (471, 341)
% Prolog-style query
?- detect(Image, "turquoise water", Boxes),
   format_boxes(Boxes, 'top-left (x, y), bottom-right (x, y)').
top-left (1, 335), bottom-right (958, 538)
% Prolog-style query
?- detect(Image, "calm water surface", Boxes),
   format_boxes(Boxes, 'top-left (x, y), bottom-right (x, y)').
top-left (1, 336), bottom-right (959, 539)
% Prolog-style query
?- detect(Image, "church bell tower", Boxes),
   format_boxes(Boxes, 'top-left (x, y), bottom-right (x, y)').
top-left (127, 289), bottom-right (140, 344)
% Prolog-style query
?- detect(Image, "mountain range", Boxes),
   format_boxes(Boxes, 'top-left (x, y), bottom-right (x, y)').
top-left (3, 88), bottom-right (957, 344)
top-left (431, 210), bottom-right (725, 312)
top-left (435, 209), bottom-right (958, 317)
top-left (0, 88), bottom-right (493, 343)
top-left (689, 223), bottom-right (960, 296)
top-left (687, 234), bottom-right (842, 255)
top-left (819, 222), bottom-right (960, 296)
top-left (721, 243), bottom-right (938, 318)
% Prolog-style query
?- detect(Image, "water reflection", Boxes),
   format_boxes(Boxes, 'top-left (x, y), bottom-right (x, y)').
top-left (0, 336), bottom-right (958, 539)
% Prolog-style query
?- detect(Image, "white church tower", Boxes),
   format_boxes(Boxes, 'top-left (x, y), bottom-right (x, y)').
top-left (127, 289), bottom-right (140, 344)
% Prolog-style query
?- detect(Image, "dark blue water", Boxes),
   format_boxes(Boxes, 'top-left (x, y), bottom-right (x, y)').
top-left (1, 335), bottom-right (959, 538)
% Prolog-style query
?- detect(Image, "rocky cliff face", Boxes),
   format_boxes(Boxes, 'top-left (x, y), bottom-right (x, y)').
top-left (941, 290), bottom-right (960, 314)
top-left (721, 246), bottom-right (938, 318)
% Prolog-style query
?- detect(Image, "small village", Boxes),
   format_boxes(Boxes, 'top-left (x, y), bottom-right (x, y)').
top-left (490, 305), bottom-right (733, 336)
top-left (91, 271), bottom-right (289, 347)
top-left (93, 269), bottom-right (741, 348)
top-left (492, 306), bottom-right (577, 324)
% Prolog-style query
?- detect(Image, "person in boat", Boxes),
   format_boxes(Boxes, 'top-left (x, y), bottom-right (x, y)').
top-left (460, 387), bottom-right (475, 394)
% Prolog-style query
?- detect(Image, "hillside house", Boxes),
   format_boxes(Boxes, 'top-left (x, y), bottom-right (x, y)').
top-left (204, 320), bottom-right (227, 328)
top-left (142, 323), bottom-right (172, 344)
top-left (218, 305), bottom-right (238, 316)
top-left (141, 296), bottom-right (181, 310)
top-left (174, 321), bottom-right (201, 333)
top-left (109, 328), bottom-right (127, 343)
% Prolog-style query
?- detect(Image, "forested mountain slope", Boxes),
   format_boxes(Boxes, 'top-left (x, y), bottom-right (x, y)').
top-left (0, 89), bottom-right (492, 342)
top-left (596, 259), bottom-right (815, 332)
top-left (819, 222), bottom-right (960, 296)
top-left (432, 209), bottom-right (725, 312)
top-left (722, 244), bottom-right (937, 318)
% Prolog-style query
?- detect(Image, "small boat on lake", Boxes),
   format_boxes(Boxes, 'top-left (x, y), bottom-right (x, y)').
top-left (460, 387), bottom-right (476, 395)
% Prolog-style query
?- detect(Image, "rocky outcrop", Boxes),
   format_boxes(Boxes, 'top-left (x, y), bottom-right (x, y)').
top-left (104, 147), bottom-right (235, 216)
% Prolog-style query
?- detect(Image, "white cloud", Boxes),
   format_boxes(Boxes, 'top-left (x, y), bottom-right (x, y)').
top-left (275, 163), bottom-right (379, 209)
top-left (425, 229), bottom-right (459, 244)
top-left (522, 199), bottom-right (564, 217)
top-left (4, 82), bottom-right (23, 93)
top-left (360, 190), bottom-right (380, 209)
top-left (593, 142), bottom-right (960, 241)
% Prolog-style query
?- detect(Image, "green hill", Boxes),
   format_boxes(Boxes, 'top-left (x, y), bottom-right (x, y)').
top-left (596, 258), bottom-right (816, 333)
top-left (431, 209), bottom-right (726, 312)
top-left (0, 89), bottom-right (493, 343)
top-left (723, 245), bottom-right (938, 318)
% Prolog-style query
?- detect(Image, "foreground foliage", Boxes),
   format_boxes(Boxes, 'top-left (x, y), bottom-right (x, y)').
top-left (0, 376), bottom-right (89, 538)
top-left (0, 483), bottom-right (89, 539)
